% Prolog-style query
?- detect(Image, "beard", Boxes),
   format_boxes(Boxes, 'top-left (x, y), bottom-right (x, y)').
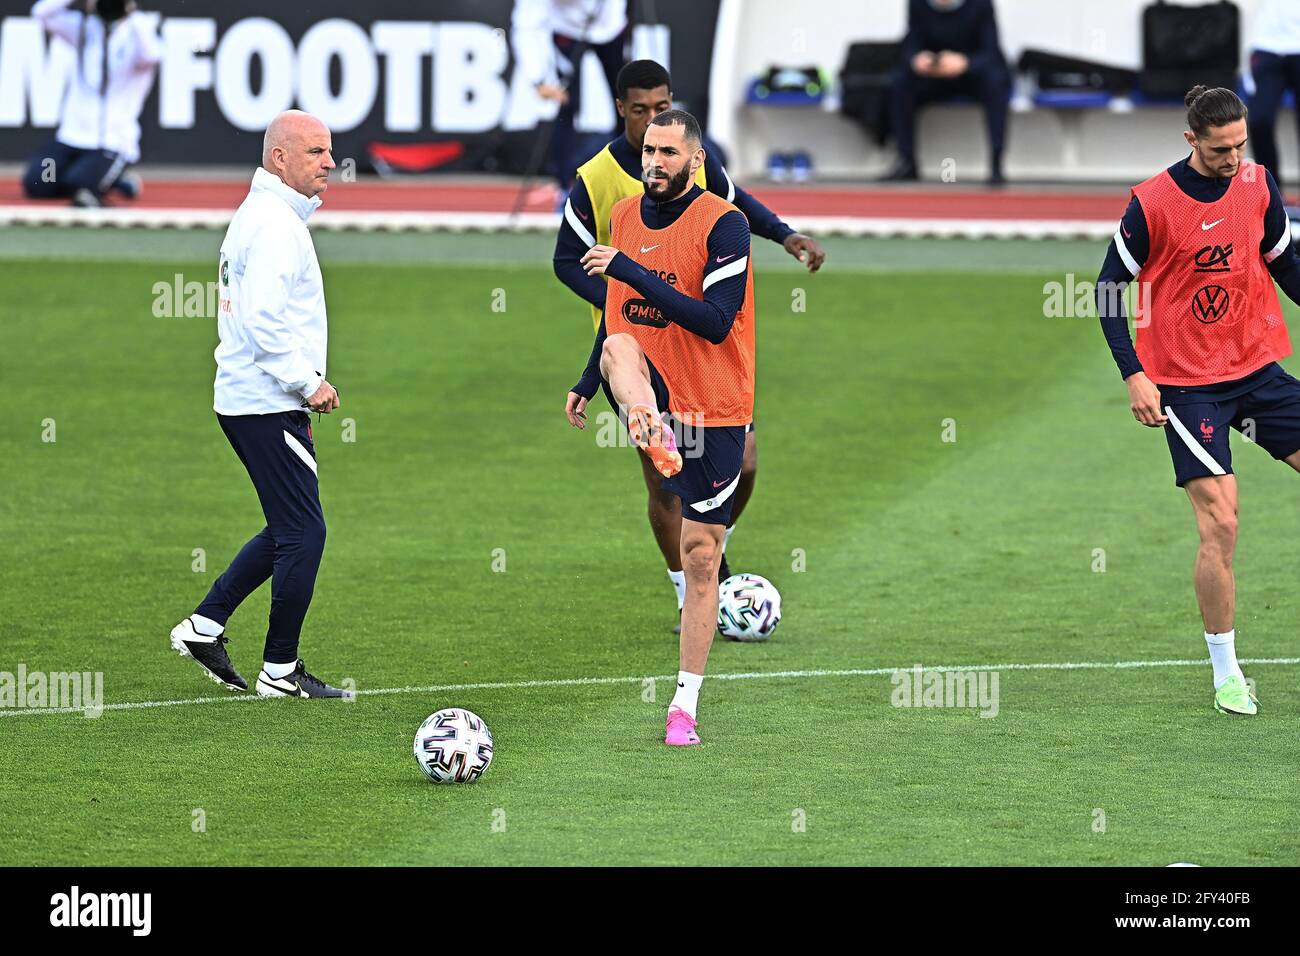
top-left (1198, 147), bottom-right (1239, 179)
top-left (643, 163), bottom-right (693, 201)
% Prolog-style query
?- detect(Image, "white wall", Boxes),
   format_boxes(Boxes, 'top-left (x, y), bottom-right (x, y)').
top-left (711, 0), bottom-right (1279, 181)
top-left (714, 0), bottom-right (1268, 81)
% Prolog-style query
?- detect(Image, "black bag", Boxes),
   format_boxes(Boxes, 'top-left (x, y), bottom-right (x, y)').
top-left (1017, 49), bottom-right (1138, 94)
top-left (838, 41), bottom-right (902, 145)
top-left (1141, 0), bottom-right (1240, 98)
top-left (755, 65), bottom-right (826, 97)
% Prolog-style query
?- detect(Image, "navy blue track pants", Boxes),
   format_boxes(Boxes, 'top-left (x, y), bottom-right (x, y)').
top-left (195, 411), bottom-right (325, 664)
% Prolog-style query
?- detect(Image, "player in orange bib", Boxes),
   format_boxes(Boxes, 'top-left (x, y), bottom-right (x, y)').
top-left (557, 60), bottom-right (824, 635)
top-left (574, 109), bottom-right (754, 746)
top-left (1097, 85), bottom-right (1300, 717)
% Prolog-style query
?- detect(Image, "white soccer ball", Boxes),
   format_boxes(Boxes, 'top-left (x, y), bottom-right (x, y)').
top-left (718, 573), bottom-right (782, 641)
top-left (413, 708), bottom-right (494, 783)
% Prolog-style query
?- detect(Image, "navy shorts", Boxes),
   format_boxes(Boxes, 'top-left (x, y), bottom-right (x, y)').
top-left (1159, 367), bottom-right (1300, 486)
top-left (665, 417), bottom-right (746, 526)
top-left (601, 357), bottom-right (748, 524)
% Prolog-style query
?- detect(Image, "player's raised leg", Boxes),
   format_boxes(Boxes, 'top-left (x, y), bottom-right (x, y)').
top-left (600, 332), bottom-right (681, 477)
top-left (1184, 474), bottom-right (1255, 715)
top-left (666, 517), bottom-right (725, 745)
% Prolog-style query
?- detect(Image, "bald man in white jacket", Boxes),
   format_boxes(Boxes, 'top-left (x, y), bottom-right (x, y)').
top-left (170, 110), bottom-right (351, 699)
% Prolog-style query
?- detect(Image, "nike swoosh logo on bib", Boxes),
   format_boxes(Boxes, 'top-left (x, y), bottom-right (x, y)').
top-left (640, 244), bottom-right (660, 253)
top-left (1202, 219), bottom-right (1225, 230)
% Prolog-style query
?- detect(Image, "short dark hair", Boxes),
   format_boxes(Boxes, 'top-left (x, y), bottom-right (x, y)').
top-left (616, 60), bottom-right (672, 100)
top-left (647, 109), bottom-right (702, 148)
top-left (1185, 85), bottom-right (1247, 137)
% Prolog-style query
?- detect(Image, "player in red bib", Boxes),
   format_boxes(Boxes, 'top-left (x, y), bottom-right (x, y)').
top-left (1097, 85), bottom-right (1300, 716)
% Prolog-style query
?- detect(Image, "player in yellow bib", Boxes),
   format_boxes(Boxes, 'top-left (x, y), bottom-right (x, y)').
top-left (556, 59), bottom-right (826, 631)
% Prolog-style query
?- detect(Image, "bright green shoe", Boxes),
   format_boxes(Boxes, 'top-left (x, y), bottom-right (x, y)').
top-left (1213, 675), bottom-right (1258, 716)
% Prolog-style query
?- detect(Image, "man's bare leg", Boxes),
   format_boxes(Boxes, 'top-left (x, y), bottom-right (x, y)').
top-left (1183, 474), bottom-right (1249, 706)
top-left (638, 449), bottom-right (683, 572)
top-left (730, 430), bottom-right (758, 526)
top-left (678, 518), bottom-right (724, 674)
top-left (600, 333), bottom-right (680, 478)
top-left (665, 517), bottom-right (725, 744)
top-left (1184, 474), bottom-right (1237, 635)
top-left (718, 429), bottom-right (758, 573)
top-left (648, 428), bottom-right (756, 618)
top-left (599, 332), bottom-right (657, 411)
top-left (602, 333), bottom-right (689, 619)
top-left (636, 449), bottom-right (692, 628)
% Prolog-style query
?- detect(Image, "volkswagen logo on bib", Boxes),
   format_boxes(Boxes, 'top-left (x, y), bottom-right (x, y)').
top-left (1192, 285), bottom-right (1229, 324)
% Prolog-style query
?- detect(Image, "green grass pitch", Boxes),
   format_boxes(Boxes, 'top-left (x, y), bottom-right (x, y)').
top-left (1, 231), bottom-right (1297, 865)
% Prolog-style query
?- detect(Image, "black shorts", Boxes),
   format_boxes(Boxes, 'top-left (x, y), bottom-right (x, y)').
top-left (600, 357), bottom-right (748, 525)
top-left (1159, 366), bottom-right (1300, 486)
top-left (665, 417), bottom-right (746, 526)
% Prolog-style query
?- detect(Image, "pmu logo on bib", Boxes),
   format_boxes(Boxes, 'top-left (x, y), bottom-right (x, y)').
top-left (622, 298), bottom-right (669, 328)
top-left (1192, 285), bottom-right (1230, 324)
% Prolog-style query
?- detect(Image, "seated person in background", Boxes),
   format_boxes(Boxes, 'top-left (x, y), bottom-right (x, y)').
top-left (22, 0), bottom-right (160, 207)
top-left (1247, 0), bottom-right (1300, 195)
top-left (883, 0), bottom-right (1010, 185)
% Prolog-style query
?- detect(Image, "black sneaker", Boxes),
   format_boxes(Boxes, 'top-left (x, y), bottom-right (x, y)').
top-left (255, 660), bottom-right (353, 698)
top-left (878, 159), bottom-right (918, 183)
top-left (111, 173), bottom-right (142, 200)
top-left (72, 188), bottom-right (102, 208)
top-left (169, 618), bottom-right (248, 691)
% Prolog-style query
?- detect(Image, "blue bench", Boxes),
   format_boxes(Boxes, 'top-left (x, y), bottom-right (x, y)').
top-left (1031, 84), bottom-right (1295, 110)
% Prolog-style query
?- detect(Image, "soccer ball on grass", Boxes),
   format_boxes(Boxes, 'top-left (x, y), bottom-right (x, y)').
top-left (718, 573), bottom-right (782, 641)
top-left (413, 708), bottom-right (494, 783)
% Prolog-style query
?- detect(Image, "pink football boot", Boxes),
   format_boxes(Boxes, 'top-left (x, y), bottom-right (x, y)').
top-left (665, 707), bottom-right (701, 746)
top-left (627, 403), bottom-right (682, 478)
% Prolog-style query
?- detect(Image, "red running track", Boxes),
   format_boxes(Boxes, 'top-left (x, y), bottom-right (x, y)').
top-left (0, 179), bottom-right (1129, 221)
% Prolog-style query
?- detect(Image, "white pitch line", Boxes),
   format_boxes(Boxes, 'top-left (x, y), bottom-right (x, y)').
top-left (2, 657), bottom-right (1298, 719)
top-left (0, 205), bottom-right (1118, 240)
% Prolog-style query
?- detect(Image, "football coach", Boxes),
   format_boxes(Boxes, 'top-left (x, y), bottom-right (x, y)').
top-left (170, 109), bottom-right (351, 699)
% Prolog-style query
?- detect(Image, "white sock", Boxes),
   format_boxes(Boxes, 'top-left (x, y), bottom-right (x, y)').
top-left (1205, 629), bottom-right (1244, 689)
top-left (668, 569), bottom-right (686, 610)
top-left (670, 671), bottom-right (704, 719)
top-left (189, 614), bottom-right (224, 637)
top-left (723, 525), bottom-right (735, 554)
top-left (262, 660), bottom-right (296, 680)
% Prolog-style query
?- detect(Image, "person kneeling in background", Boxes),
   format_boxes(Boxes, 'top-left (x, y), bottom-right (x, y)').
top-left (22, 0), bottom-right (160, 208)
